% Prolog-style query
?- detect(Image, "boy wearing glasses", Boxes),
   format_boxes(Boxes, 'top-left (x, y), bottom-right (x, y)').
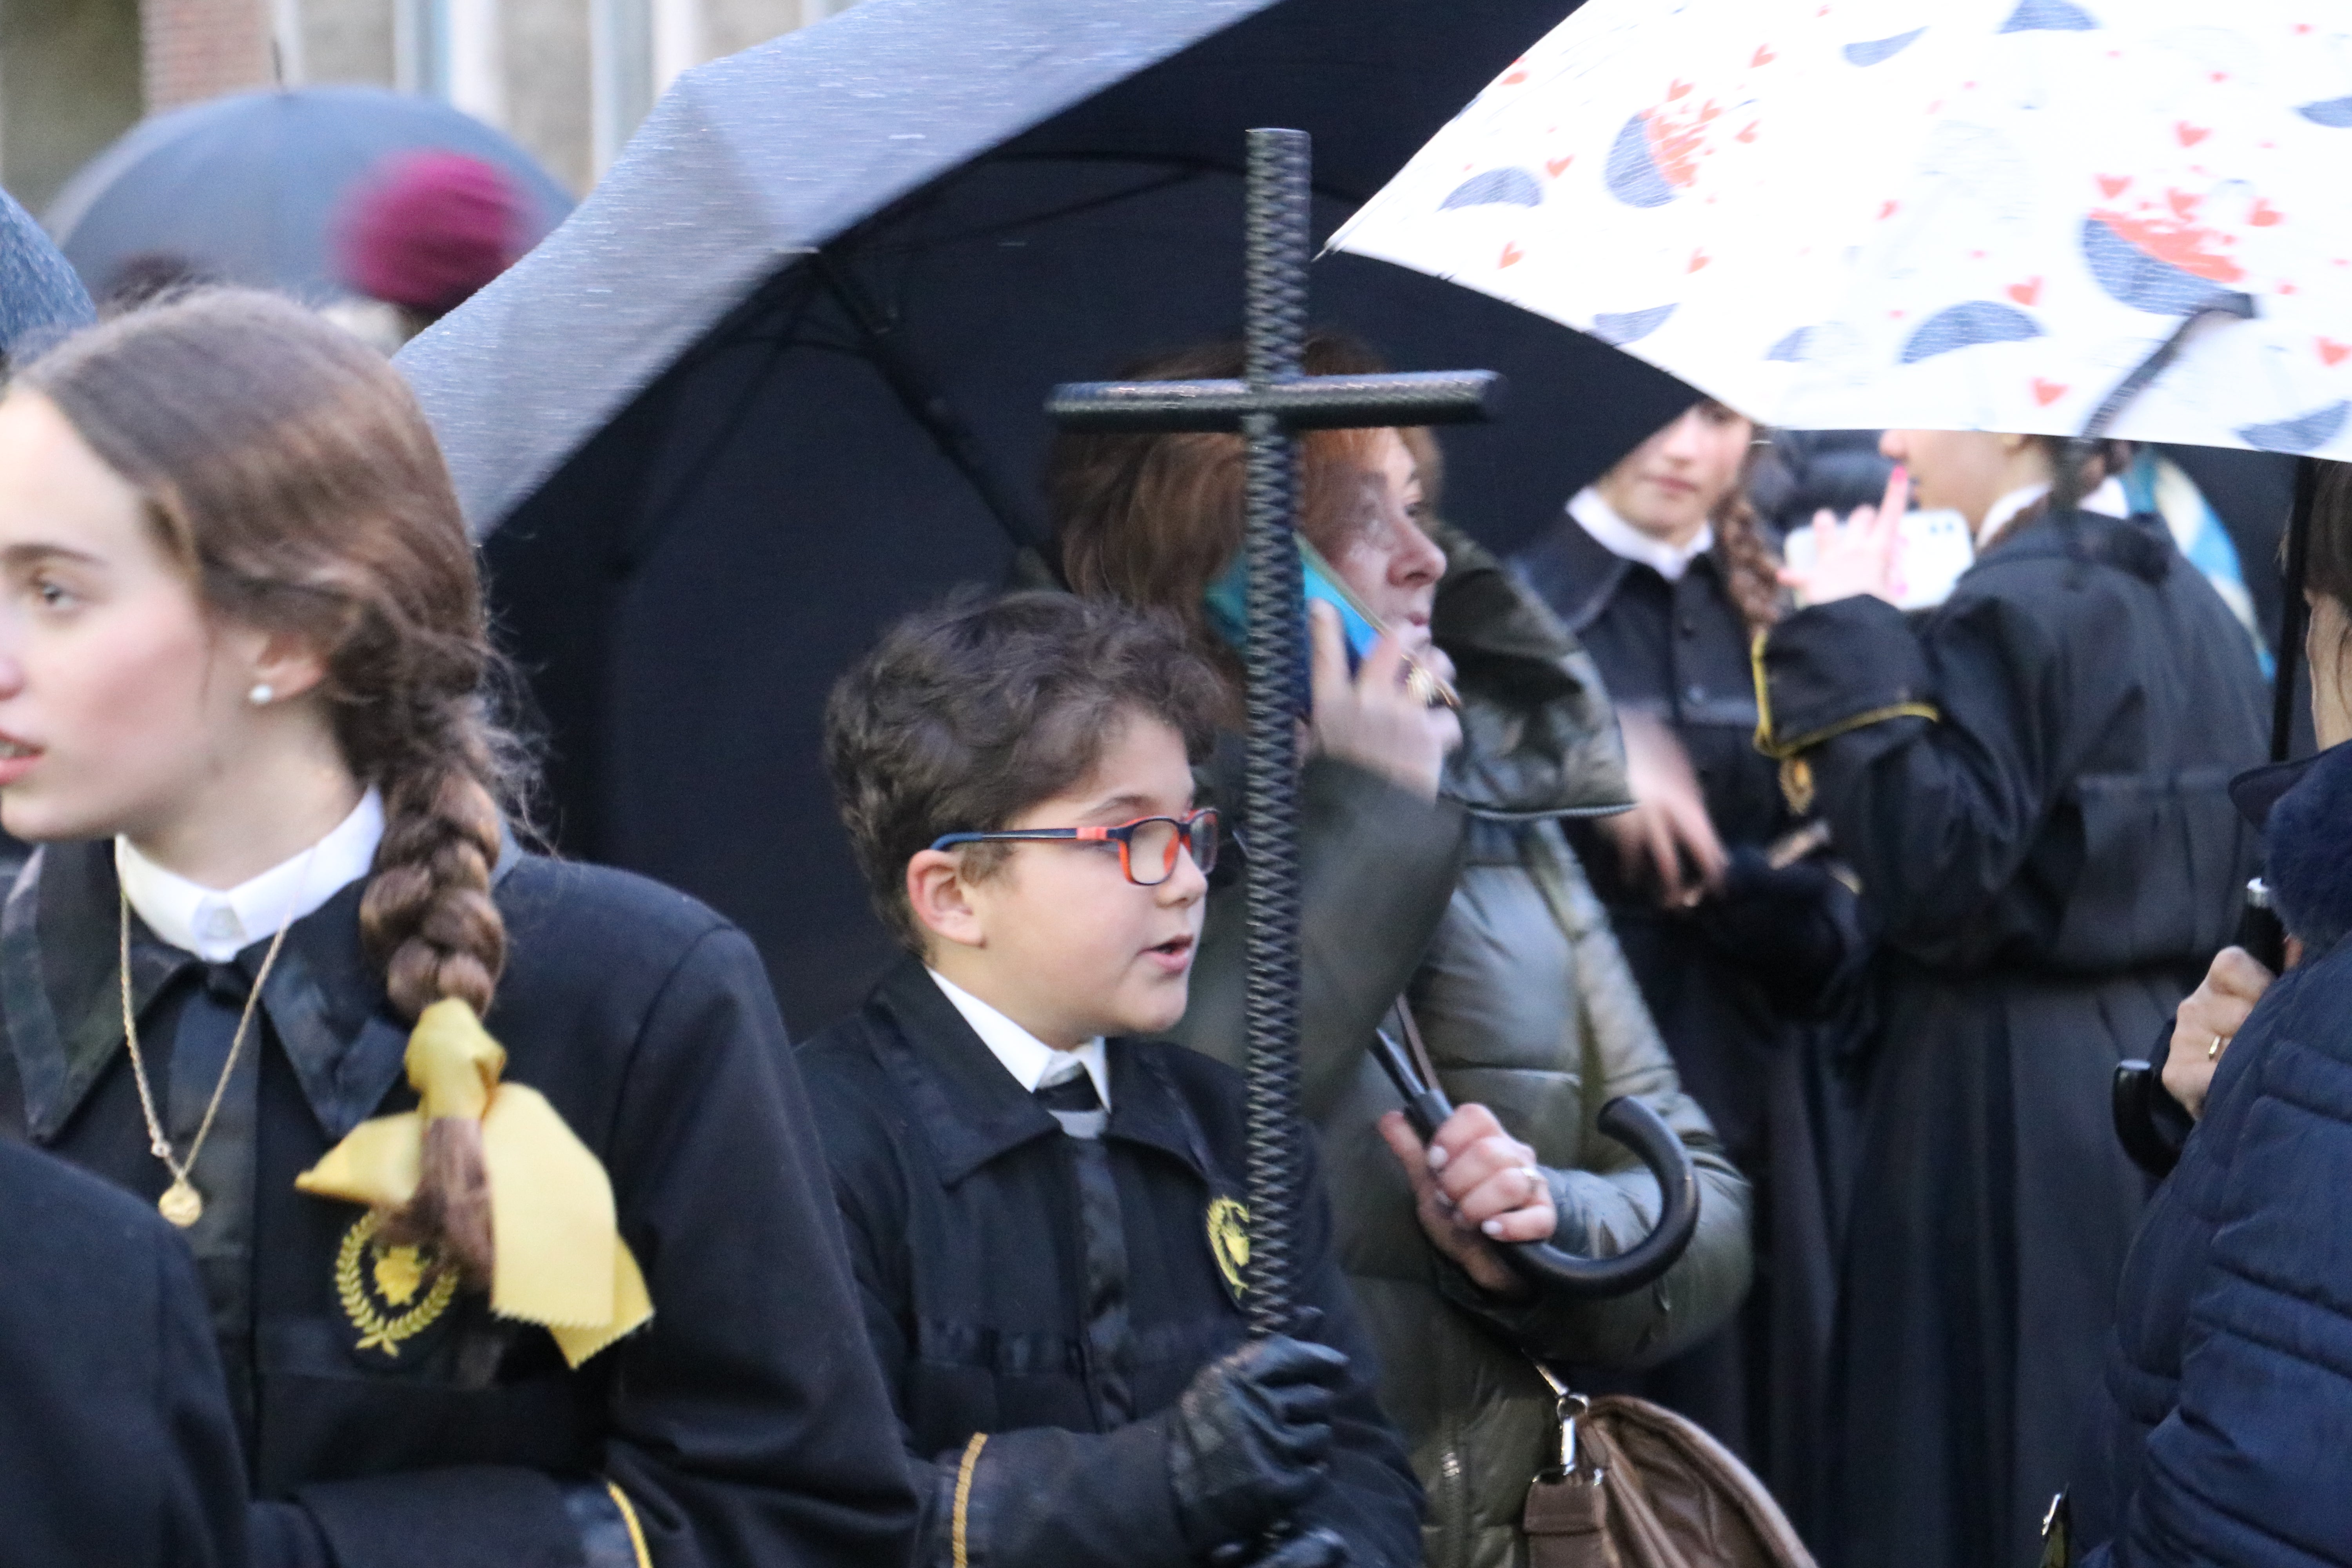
top-left (803, 592), bottom-right (1421, 1568)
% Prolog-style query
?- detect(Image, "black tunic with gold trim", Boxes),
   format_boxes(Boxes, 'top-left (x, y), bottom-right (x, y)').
top-left (799, 957), bottom-right (1423, 1568)
top-left (0, 839), bottom-right (918, 1568)
top-left (1752, 510), bottom-right (2266, 1568)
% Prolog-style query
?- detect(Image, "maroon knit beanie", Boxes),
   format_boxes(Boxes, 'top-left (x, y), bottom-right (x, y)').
top-left (337, 151), bottom-right (524, 317)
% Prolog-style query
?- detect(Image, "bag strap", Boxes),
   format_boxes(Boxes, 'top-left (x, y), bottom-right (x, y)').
top-left (1520, 1356), bottom-right (1610, 1567)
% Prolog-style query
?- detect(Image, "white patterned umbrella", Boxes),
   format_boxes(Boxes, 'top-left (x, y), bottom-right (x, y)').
top-left (1330, 0), bottom-right (2352, 457)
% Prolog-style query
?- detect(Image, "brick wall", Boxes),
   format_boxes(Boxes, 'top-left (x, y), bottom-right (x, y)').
top-left (142, 0), bottom-right (272, 112)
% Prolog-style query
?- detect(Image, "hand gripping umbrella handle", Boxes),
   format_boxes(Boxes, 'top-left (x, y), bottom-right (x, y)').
top-left (1372, 1030), bottom-right (1700, 1298)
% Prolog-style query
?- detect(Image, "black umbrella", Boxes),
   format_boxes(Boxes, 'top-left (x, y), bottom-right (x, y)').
top-left (403, 0), bottom-right (1692, 1031)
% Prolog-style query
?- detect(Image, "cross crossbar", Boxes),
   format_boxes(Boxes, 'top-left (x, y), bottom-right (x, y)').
top-left (1047, 370), bottom-right (1502, 434)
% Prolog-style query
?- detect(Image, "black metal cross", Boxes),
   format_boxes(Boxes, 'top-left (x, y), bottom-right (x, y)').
top-left (1048, 128), bottom-right (1501, 1337)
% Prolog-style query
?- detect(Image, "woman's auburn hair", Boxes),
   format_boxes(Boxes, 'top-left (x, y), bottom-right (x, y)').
top-left (21, 288), bottom-right (523, 1022)
top-left (1052, 338), bottom-right (1787, 644)
top-left (1049, 333), bottom-right (1418, 688)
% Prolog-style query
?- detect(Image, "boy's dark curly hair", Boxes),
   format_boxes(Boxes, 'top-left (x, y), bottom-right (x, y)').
top-left (825, 590), bottom-right (1227, 953)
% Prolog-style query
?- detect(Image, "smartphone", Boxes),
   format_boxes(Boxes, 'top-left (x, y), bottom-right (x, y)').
top-left (1203, 538), bottom-right (1459, 708)
top-left (1782, 507), bottom-right (1975, 610)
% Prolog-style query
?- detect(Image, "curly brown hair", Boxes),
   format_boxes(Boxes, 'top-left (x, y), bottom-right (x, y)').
top-left (825, 590), bottom-right (1227, 953)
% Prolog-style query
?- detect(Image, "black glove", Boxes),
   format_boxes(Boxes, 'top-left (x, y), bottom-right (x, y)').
top-left (1168, 1334), bottom-right (1349, 1553)
top-left (1696, 847), bottom-right (1867, 1016)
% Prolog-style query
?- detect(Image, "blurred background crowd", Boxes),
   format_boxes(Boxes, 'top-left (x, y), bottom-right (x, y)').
top-left (1, 0), bottom-right (853, 210)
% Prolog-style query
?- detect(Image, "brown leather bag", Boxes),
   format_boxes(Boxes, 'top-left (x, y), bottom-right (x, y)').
top-left (1521, 1391), bottom-right (1817, 1568)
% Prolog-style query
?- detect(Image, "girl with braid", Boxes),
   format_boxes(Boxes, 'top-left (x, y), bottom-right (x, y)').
top-left (0, 290), bottom-right (915, 1568)
top-left (1510, 403), bottom-right (1871, 1543)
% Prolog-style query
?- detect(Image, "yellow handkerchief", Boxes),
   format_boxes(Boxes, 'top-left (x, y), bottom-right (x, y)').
top-left (297, 999), bottom-right (654, 1368)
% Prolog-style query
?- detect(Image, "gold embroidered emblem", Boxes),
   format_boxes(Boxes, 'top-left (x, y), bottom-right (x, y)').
top-left (1778, 756), bottom-right (1816, 816)
top-left (1206, 1196), bottom-right (1250, 1301)
top-left (336, 1211), bottom-right (459, 1357)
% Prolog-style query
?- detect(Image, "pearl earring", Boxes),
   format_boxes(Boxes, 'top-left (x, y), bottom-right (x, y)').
top-left (247, 683), bottom-right (274, 707)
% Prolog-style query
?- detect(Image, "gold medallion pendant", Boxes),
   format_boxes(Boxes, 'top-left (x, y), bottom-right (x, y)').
top-left (158, 1178), bottom-right (204, 1228)
top-left (336, 1210), bottom-right (459, 1357)
top-left (1205, 1195), bottom-right (1251, 1304)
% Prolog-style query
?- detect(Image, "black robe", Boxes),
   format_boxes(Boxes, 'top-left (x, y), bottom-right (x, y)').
top-left (0, 1136), bottom-right (247, 1568)
top-left (0, 840), bottom-right (918, 1568)
top-left (1512, 517), bottom-right (1862, 1540)
top-left (798, 958), bottom-right (1423, 1568)
top-left (1755, 510), bottom-right (2267, 1568)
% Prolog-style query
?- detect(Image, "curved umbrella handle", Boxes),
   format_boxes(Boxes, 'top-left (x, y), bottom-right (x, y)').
top-left (1498, 1096), bottom-right (1700, 1298)
top-left (1372, 1029), bottom-right (1700, 1299)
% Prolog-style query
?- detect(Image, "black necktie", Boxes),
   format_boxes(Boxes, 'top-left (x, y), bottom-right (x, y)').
top-left (1036, 1071), bottom-right (1105, 1138)
top-left (1036, 1067), bottom-right (1130, 1421)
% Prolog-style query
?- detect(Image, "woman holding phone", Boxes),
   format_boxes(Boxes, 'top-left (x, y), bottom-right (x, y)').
top-left (1051, 333), bottom-right (1753, 1568)
top-left (1767, 433), bottom-right (2267, 1568)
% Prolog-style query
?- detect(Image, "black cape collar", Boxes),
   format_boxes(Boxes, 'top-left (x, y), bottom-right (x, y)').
top-left (1516, 506), bottom-right (1726, 637)
top-left (1524, 511), bottom-right (1633, 636)
top-left (864, 956), bottom-right (1211, 1189)
top-left (1975, 506), bottom-right (2175, 585)
top-left (4, 833), bottom-right (521, 1145)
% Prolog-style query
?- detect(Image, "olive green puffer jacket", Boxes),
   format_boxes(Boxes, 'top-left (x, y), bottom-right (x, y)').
top-left (1169, 525), bottom-right (1752, 1568)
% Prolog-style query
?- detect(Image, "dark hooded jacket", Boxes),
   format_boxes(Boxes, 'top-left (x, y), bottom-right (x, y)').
top-left (1168, 524), bottom-right (1753, 1568)
top-left (2082, 740), bottom-right (2352, 1568)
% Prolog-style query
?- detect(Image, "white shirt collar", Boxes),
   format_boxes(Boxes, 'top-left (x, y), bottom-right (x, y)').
top-left (1568, 488), bottom-right (1716, 582)
top-left (116, 788), bottom-right (385, 962)
top-left (1976, 476), bottom-right (2128, 550)
top-left (926, 968), bottom-right (1112, 1112)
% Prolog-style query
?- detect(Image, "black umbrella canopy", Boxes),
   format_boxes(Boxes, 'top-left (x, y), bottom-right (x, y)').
top-left (404, 0), bottom-right (1692, 1031)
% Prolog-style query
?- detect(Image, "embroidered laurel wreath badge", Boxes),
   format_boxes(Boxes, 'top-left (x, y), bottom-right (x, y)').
top-left (336, 1210), bottom-right (459, 1357)
top-left (1205, 1195), bottom-right (1251, 1303)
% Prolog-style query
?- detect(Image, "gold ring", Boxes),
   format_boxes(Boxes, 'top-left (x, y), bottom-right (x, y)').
top-left (2209, 1034), bottom-right (2227, 1062)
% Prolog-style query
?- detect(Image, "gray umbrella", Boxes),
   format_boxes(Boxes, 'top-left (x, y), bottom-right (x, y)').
top-left (0, 184), bottom-right (92, 366)
top-left (398, 0), bottom-right (1684, 1028)
top-left (48, 85), bottom-right (572, 303)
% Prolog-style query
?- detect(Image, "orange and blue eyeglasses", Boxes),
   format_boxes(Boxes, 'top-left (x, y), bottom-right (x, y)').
top-left (930, 808), bottom-right (1220, 887)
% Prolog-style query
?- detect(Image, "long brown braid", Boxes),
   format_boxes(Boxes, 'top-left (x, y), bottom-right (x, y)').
top-left (1712, 473), bottom-right (1785, 636)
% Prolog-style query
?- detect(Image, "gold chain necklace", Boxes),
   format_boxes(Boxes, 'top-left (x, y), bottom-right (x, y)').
top-left (118, 886), bottom-right (299, 1228)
